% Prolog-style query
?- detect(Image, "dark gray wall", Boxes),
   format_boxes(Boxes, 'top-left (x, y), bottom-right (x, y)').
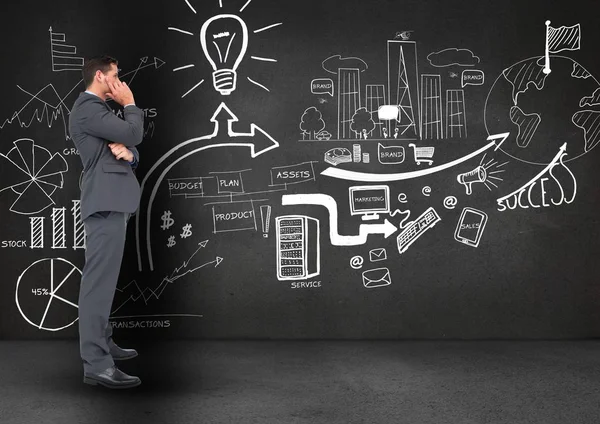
top-left (1, 0), bottom-right (599, 339)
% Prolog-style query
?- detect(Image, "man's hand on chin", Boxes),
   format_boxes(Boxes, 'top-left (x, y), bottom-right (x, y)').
top-left (108, 143), bottom-right (134, 162)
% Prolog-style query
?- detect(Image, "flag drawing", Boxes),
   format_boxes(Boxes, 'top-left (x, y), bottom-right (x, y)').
top-left (547, 23), bottom-right (581, 53)
top-left (543, 21), bottom-right (581, 75)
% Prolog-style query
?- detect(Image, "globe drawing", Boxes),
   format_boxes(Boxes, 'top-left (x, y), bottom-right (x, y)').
top-left (485, 55), bottom-right (600, 165)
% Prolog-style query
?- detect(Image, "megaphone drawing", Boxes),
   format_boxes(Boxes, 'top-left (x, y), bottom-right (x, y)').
top-left (457, 165), bottom-right (487, 195)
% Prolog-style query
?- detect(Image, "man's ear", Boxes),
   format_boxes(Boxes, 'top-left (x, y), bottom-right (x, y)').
top-left (95, 70), bottom-right (104, 84)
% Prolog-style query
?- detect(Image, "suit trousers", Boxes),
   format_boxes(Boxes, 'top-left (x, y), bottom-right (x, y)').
top-left (79, 211), bottom-right (130, 373)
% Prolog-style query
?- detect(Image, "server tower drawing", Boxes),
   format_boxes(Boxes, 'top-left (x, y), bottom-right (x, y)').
top-left (276, 215), bottom-right (320, 281)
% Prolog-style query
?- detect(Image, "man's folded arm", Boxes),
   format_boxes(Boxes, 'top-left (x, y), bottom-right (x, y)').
top-left (128, 147), bottom-right (140, 169)
top-left (83, 102), bottom-right (144, 147)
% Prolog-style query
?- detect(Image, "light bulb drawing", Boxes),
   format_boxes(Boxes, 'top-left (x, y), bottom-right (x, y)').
top-left (200, 14), bottom-right (248, 96)
top-left (168, 1), bottom-right (282, 99)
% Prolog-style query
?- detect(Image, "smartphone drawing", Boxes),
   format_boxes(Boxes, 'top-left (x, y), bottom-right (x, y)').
top-left (454, 207), bottom-right (488, 248)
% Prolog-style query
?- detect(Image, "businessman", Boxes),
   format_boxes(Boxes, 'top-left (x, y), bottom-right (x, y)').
top-left (69, 56), bottom-right (144, 389)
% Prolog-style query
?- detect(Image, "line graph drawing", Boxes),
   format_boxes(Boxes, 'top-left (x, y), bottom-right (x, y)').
top-left (1, 57), bottom-right (165, 140)
top-left (0, 84), bottom-right (75, 139)
top-left (112, 240), bottom-right (222, 315)
top-left (49, 27), bottom-right (84, 72)
top-left (15, 258), bottom-right (82, 332)
top-left (0, 139), bottom-right (68, 215)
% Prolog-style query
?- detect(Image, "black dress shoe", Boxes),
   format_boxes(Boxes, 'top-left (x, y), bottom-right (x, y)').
top-left (83, 365), bottom-right (141, 389)
top-left (109, 344), bottom-right (138, 361)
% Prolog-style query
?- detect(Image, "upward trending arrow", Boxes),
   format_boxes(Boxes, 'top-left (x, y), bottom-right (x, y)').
top-left (321, 132), bottom-right (511, 182)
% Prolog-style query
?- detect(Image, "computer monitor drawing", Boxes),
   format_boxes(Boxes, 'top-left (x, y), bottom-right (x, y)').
top-left (349, 185), bottom-right (390, 221)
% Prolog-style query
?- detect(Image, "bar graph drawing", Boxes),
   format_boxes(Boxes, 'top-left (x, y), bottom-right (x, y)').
top-left (71, 200), bottom-right (86, 250)
top-left (49, 27), bottom-right (84, 72)
top-left (30, 217), bottom-right (44, 249)
top-left (28, 200), bottom-right (86, 250)
top-left (51, 207), bottom-right (66, 249)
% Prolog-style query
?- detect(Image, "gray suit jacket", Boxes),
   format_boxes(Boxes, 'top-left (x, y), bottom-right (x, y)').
top-left (68, 92), bottom-right (144, 220)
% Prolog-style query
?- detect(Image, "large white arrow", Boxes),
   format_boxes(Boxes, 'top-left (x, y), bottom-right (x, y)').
top-left (282, 193), bottom-right (398, 246)
top-left (136, 103), bottom-right (279, 271)
top-left (321, 133), bottom-right (510, 182)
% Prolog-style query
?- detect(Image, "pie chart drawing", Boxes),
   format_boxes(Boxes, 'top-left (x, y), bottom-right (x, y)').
top-left (0, 138), bottom-right (69, 215)
top-left (15, 258), bottom-right (81, 332)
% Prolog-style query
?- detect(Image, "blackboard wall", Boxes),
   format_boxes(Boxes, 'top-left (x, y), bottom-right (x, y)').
top-left (1, 0), bottom-right (599, 339)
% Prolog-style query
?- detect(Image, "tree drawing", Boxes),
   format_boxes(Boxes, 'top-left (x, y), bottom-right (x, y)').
top-left (300, 107), bottom-right (326, 140)
top-left (351, 107), bottom-right (375, 139)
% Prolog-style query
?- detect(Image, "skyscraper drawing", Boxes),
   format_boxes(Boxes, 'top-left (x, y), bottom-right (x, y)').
top-left (338, 68), bottom-right (361, 139)
top-left (420, 75), bottom-right (443, 140)
top-left (365, 84), bottom-right (386, 138)
top-left (387, 40), bottom-right (420, 138)
top-left (446, 89), bottom-right (467, 138)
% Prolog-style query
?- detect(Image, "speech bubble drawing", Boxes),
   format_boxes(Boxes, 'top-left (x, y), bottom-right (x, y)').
top-left (461, 69), bottom-right (485, 88)
top-left (378, 143), bottom-right (405, 164)
top-left (378, 105), bottom-right (399, 121)
top-left (311, 78), bottom-right (334, 97)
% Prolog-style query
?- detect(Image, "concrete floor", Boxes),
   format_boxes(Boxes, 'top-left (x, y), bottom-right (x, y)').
top-left (0, 340), bottom-right (599, 424)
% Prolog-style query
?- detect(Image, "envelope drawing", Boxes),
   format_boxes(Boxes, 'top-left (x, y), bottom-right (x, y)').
top-left (362, 267), bottom-right (392, 288)
top-left (369, 248), bottom-right (387, 262)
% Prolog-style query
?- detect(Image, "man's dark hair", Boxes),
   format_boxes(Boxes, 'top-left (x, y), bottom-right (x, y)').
top-left (82, 55), bottom-right (118, 88)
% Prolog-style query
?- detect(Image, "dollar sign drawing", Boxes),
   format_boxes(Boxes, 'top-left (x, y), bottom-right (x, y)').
top-left (161, 210), bottom-right (174, 230)
top-left (180, 224), bottom-right (192, 239)
top-left (167, 236), bottom-right (176, 247)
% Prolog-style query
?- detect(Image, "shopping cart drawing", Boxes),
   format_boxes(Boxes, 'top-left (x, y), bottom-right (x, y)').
top-left (408, 143), bottom-right (435, 165)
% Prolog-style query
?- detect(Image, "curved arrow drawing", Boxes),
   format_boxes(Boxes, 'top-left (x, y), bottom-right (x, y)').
top-left (496, 142), bottom-right (576, 211)
top-left (321, 133), bottom-right (510, 182)
top-left (135, 103), bottom-right (279, 271)
top-left (282, 193), bottom-right (398, 246)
